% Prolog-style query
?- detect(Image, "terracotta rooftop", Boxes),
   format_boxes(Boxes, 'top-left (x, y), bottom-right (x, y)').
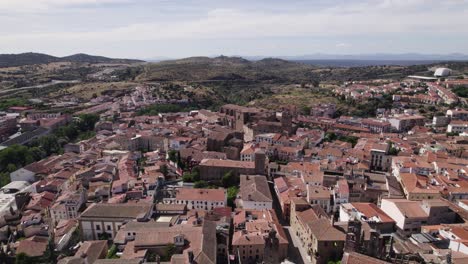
top-left (176, 188), bottom-right (226, 202)
top-left (199, 159), bottom-right (255, 169)
top-left (342, 251), bottom-right (391, 264)
top-left (384, 199), bottom-right (428, 219)
top-left (80, 203), bottom-right (152, 219)
top-left (239, 175), bottom-right (273, 203)
top-left (350, 203), bottom-right (395, 223)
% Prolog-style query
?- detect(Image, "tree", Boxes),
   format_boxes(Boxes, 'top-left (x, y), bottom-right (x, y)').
top-left (324, 132), bottom-right (337, 142)
top-left (42, 237), bottom-right (58, 264)
top-left (168, 150), bottom-right (178, 163)
top-left (0, 172), bottom-right (10, 188)
top-left (29, 147), bottom-right (46, 161)
top-left (77, 114), bottom-right (99, 131)
top-left (0, 145), bottom-right (34, 171)
top-left (222, 171), bottom-right (238, 188)
top-left (39, 135), bottom-right (61, 155)
top-left (98, 232), bottom-right (110, 241)
top-left (337, 135), bottom-right (359, 147)
top-left (147, 252), bottom-right (158, 262)
top-left (182, 172), bottom-right (193, 182)
top-left (192, 167), bottom-right (201, 182)
top-left (160, 243), bottom-right (176, 261)
top-left (194, 180), bottom-right (208, 188)
top-left (6, 163), bottom-right (17, 173)
top-left (15, 253), bottom-right (35, 264)
top-left (227, 186), bottom-right (239, 208)
top-left (106, 245), bottom-right (118, 259)
top-left (312, 80), bottom-right (320, 87)
top-left (388, 142), bottom-right (400, 156)
top-left (160, 164), bottom-right (169, 177)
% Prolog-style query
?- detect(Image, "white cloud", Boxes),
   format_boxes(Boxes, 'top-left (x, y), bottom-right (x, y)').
top-left (0, 0), bottom-right (131, 12)
top-left (336, 43), bottom-right (351, 48)
top-left (0, 0), bottom-right (467, 56)
top-left (3, 2), bottom-right (466, 41)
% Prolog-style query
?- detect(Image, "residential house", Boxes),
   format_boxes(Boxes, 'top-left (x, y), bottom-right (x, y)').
top-left (236, 175), bottom-right (273, 210)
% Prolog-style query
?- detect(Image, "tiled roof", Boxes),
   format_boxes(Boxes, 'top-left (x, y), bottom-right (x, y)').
top-left (239, 175), bottom-right (272, 203)
top-left (176, 188), bottom-right (226, 202)
top-left (351, 203), bottom-right (395, 223)
top-left (80, 203), bottom-right (152, 219)
top-left (199, 159), bottom-right (255, 169)
top-left (342, 251), bottom-right (391, 264)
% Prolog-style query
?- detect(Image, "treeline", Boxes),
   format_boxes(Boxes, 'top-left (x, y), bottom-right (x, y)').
top-left (0, 98), bottom-right (28, 111)
top-left (339, 94), bottom-right (393, 118)
top-left (324, 132), bottom-right (359, 147)
top-left (452, 86), bottom-right (468, 98)
top-left (0, 114), bottom-right (99, 187)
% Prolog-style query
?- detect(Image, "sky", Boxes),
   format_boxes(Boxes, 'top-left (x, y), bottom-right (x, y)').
top-left (1, 0), bottom-right (468, 59)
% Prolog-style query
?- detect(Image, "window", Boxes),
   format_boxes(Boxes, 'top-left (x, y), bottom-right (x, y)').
top-left (107, 225), bottom-right (111, 231)
top-left (96, 225), bottom-right (101, 231)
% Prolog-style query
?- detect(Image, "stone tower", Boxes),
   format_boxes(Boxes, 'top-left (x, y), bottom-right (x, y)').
top-left (281, 111), bottom-right (293, 135)
top-left (254, 149), bottom-right (266, 175)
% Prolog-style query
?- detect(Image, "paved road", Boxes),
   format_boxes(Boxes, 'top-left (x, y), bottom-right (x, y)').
top-left (284, 226), bottom-right (312, 264)
top-left (0, 79), bottom-right (81, 95)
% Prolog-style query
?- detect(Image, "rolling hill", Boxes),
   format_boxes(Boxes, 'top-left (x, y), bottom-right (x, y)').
top-left (136, 55), bottom-right (439, 83)
top-left (0, 52), bottom-right (144, 68)
top-left (136, 56), bottom-right (317, 82)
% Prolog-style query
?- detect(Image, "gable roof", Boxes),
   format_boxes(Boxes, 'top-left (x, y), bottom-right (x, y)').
top-left (239, 175), bottom-right (273, 203)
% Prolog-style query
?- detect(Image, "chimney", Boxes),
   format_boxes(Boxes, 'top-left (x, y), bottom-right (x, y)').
top-left (188, 250), bottom-right (194, 263)
top-left (80, 253), bottom-right (89, 264)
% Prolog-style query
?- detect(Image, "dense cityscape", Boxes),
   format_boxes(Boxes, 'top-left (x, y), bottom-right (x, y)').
top-left (0, 61), bottom-right (467, 264)
top-left (2, 0), bottom-right (468, 263)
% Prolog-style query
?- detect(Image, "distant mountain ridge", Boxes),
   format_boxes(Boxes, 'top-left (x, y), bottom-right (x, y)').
top-left (246, 53), bottom-right (468, 61)
top-left (0, 52), bottom-right (144, 67)
top-left (137, 55), bottom-right (316, 82)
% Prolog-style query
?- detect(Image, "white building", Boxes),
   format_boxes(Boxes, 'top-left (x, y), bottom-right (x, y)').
top-left (447, 121), bottom-right (468, 134)
top-left (240, 144), bottom-right (255, 162)
top-left (236, 175), bottom-right (273, 210)
top-left (172, 188), bottom-right (227, 210)
top-left (380, 199), bottom-right (428, 237)
top-left (0, 181), bottom-right (35, 216)
top-left (333, 179), bottom-right (349, 212)
top-left (434, 68), bottom-right (451, 77)
top-left (439, 226), bottom-right (468, 255)
top-left (79, 203), bottom-right (152, 240)
top-left (306, 185), bottom-right (332, 213)
top-left (50, 189), bottom-right (87, 223)
top-left (10, 167), bottom-right (36, 183)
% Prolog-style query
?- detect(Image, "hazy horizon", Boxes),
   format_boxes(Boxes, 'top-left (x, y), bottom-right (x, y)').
top-left (2, 0), bottom-right (468, 58)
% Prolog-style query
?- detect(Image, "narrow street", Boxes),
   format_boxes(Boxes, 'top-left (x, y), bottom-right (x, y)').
top-left (269, 182), bottom-right (311, 264)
